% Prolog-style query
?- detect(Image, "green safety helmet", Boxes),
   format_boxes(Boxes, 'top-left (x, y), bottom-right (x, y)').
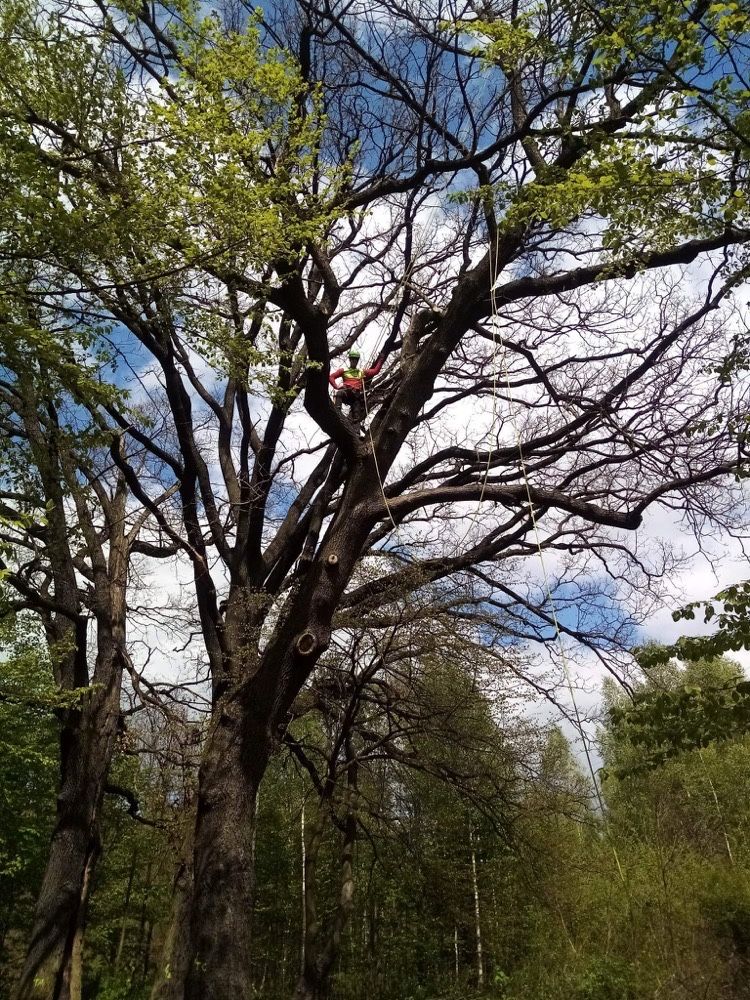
top-left (348, 347), bottom-right (360, 360)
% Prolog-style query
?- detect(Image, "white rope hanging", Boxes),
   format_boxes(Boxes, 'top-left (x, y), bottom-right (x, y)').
top-left (480, 227), bottom-right (629, 885)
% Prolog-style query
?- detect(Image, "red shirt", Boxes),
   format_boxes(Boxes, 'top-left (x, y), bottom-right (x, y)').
top-left (329, 356), bottom-right (384, 391)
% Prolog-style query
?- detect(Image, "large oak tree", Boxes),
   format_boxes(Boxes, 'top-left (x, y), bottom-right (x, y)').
top-left (2, 0), bottom-right (750, 995)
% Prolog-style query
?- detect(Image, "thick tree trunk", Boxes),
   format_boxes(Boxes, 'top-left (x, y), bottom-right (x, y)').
top-left (182, 465), bottom-right (375, 999)
top-left (184, 697), bottom-right (268, 1000)
top-left (15, 665), bottom-right (123, 1000)
top-left (64, 845), bottom-right (95, 1000)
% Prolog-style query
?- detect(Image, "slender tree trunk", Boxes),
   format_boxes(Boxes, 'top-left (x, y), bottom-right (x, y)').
top-left (114, 851), bottom-right (137, 969)
top-left (15, 662), bottom-right (123, 1000)
top-left (470, 827), bottom-right (484, 990)
top-left (135, 860), bottom-right (154, 983)
top-left (0, 913), bottom-right (10, 957)
top-left (294, 807), bottom-right (325, 1000)
top-left (300, 801), bottom-right (306, 978)
top-left (151, 842), bottom-right (194, 1000)
top-left (280, 927), bottom-right (288, 994)
top-left (294, 757), bottom-right (358, 1000)
top-left (367, 901), bottom-right (377, 974)
top-left (140, 920), bottom-right (153, 984)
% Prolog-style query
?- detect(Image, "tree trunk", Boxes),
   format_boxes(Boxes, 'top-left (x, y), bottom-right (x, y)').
top-left (294, 757), bottom-right (358, 1000)
top-left (140, 920), bottom-right (153, 984)
top-left (183, 465), bottom-right (374, 998)
top-left (294, 807), bottom-right (325, 1000)
top-left (294, 981), bottom-right (320, 1000)
top-left (183, 697), bottom-right (268, 1000)
top-left (470, 827), bottom-right (484, 990)
top-left (63, 841), bottom-right (96, 1000)
top-left (135, 859), bottom-right (154, 983)
top-left (151, 846), bottom-right (194, 1000)
top-left (13, 423), bottom-right (132, 1000)
top-left (15, 665), bottom-right (123, 1000)
top-left (114, 851), bottom-right (137, 969)
top-left (300, 801), bottom-right (306, 978)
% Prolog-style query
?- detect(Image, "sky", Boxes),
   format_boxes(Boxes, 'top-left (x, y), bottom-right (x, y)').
top-left (121, 288), bottom-right (750, 783)
top-left (103, 188), bottom-right (750, 763)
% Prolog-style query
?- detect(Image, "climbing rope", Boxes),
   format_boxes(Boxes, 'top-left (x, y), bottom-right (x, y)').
top-left (361, 374), bottom-right (398, 531)
top-left (478, 227), bottom-right (629, 887)
top-left (348, 221), bottom-right (632, 894)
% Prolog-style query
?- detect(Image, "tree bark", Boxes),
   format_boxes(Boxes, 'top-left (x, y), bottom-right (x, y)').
top-left (15, 661), bottom-right (123, 1000)
top-left (63, 841), bottom-right (96, 1000)
top-left (183, 695), bottom-right (268, 1000)
top-left (470, 827), bottom-right (484, 990)
top-left (151, 841), bottom-right (194, 1000)
top-left (14, 452), bottom-right (131, 1000)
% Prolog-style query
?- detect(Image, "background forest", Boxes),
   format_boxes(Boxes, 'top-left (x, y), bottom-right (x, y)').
top-left (3, 612), bottom-right (750, 1000)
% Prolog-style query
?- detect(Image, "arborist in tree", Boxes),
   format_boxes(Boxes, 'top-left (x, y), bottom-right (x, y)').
top-left (329, 347), bottom-right (385, 423)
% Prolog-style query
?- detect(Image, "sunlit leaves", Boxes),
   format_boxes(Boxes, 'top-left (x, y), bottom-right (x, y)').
top-left (441, 15), bottom-right (553, 69)
top-left (143, 14), bottom-right (333, 275)
top-left (636, 583), bottom-right (750, 666)
top-left (444, 0), bottom-right (750, 271)
top-left (604, 656), bottom-right (750, 777)
top-left (0, 0), bottom-right (346, 385)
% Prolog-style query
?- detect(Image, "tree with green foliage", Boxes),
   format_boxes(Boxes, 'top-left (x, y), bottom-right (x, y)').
top-left (642, 582), bottom-right (750, 665)
top-left (606, 652), bottom-right (750, 773)
top-left (0, 304), bottom-right (176, 997)
top-left (0, 614), bottom-right (58, 996)
top-left (596, 656), bottom-right (750, 999)
top-left (287, 615), bottom-right (526, 1000)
